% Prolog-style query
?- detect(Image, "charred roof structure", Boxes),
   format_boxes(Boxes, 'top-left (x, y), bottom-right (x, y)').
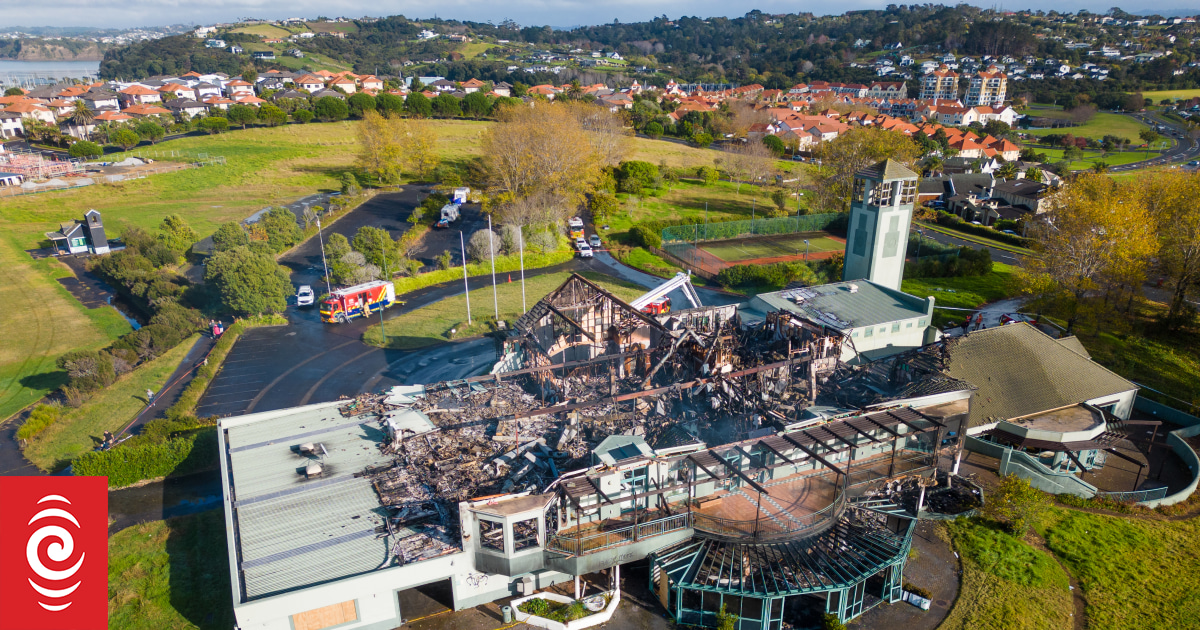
top-left (220, 274), bottom-right (984, 630)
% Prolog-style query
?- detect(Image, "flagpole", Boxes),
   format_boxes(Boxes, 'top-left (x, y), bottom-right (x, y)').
top-left (316, 216), bottom-right (331, 295)
top-left (488, 215), bottom-right (499, 319)
top-left (519, 229), bottom-right (526, 312)
top-left (460, 230), bottom-right (471, 324)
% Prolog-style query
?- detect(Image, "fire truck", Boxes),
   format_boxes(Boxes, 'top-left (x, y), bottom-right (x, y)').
top-left (641, 296), bottom-right (671, 315)
top-left (320, 280), bottom-right (400, 323)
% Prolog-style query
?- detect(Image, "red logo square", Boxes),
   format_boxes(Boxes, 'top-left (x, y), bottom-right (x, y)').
top-left (0, 476), bottom-right (108, 630)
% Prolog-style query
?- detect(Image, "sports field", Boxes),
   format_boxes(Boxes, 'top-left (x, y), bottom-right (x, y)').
top-left (700, 232), bottom-right (845, 264)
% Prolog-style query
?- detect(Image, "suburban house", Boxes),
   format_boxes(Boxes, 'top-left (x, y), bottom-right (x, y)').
top-left (93, 110), bottom-right (133, 123)
top-left (122, 103), bottom-right (172, 118)
top-left (158, 83), bottom-right (197, 100)
top-left (224, 80), bottom-right (255, 98)
top-left (866, 81), bottom-right (908, 99)
top-left (295, 75), bottom-right (326, 92)
top-left (329, 76), bottom-right (357, 93)
top-left (118, 85), bottom-right (162, 105)
top-left (360, 75), bottom-right (385, 91)
top-left (461, 78), bottom-right (485, 93)
top-left (252, 51), bottom-right (276, 60)
top-left (4, 102), bottom-right (55, 124)
top-left (46, 210), bottom-right (110, 255)
top-left (990, 178), bottom-right (1051, 213)
top-left (0, 111), bottom-right (23, 137)
top-left (82, 89), bottom-right (121, 110)
top-left (165, 99), bottom-right (210, 117)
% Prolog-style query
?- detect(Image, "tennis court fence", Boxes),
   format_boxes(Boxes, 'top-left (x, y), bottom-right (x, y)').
top-left (657, 243), bottom-right (728, 278)
top-left (660, 212), bottom-right (848, 244)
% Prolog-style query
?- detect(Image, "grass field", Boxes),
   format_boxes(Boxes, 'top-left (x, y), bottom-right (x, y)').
top-left (1079, 315), bottom-right (1200, 407)
top-left (901, 263), bottom-right (1018, 326)
top-left (305, 21), bottom-right (358, 34)
top-left (940, 518), bottom-right (1074, 630)
top-left (0, 237), bottom-right (133, 422)
top-left (1041, 508), bottom-right (1200, 628)
top-left (1023, 107), bottom-right (1152, 142)
top-left (229, 24), bottom-right (291, 38)
top-left (22, 335), bottom-right (199, 472)
top-left (1138, 89), bottom-right (1200, 102)
top-left (109, 510), bottom-right (234, 630)
top-left (700, 232), bottom-right (842, 263)
top-left (1031, 147), bottom-right (1162, 170)
top-left (460, 41), bottom-right (494, 59)
top-left (363, 272), bottom-right (646, 349)
top-left (607, 179), bottom-right (808, 235)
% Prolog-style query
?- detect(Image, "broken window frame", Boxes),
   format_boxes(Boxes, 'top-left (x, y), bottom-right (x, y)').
top-left (512, 517), bottom-right (540, 552)
top-left (479, 518), bottom-right (504, 552)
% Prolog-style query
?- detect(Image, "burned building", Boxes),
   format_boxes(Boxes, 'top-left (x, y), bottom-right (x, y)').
top-left (219, 274), bottom-right (979, 630)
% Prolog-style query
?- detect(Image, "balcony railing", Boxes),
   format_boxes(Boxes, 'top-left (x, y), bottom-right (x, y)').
top-left (547, 512), bottom-right (694, 557)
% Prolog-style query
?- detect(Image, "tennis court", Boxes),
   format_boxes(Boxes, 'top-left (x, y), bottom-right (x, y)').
top-left (700, 232), bottom-right (845, 263)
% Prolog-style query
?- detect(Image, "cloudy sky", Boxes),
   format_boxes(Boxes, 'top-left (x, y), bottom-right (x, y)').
top-left (7, 0), bottom-right (1194, 30)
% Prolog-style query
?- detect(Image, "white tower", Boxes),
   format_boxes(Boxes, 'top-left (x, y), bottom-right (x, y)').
top-left (842, 159), bottom-right (918, 291)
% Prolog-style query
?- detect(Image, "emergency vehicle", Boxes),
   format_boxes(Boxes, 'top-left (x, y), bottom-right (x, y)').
top-left (320, 280), bottom-right (400, 323)
top-left (568, 217), bottom-right (585, 240)
top-left (641, 296), bottom-right (671, 315)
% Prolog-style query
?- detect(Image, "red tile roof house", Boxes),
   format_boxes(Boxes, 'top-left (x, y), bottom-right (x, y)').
top-left (122, 103), bottom-right (172, 118)
top-left (224, 80), bottom-right (256, 98)
top-left (159, 83), bottom-right (197, 100)
top-left (295, 75), bottom-right (326, 92)
top-left (93, 110), bottom-right (133, 123)
top-left (202, 95), bottom-right (237, 111)
top-left (118, 85), bottom-right (162, 105)
top-left (5, 101), bottom-right (56, 124)
top-left (329, 77), bottom-right (358, 94)
top-left (460, 78), bottom-right (485, 93)
top-left (359, 75), bottom-right (385, 91)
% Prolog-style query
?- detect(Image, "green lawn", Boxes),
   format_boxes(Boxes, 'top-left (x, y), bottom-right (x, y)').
top-left (1031, 147), bottom-right (1162, 170)
top-left (1041, 508), bottom-right (1200, 629)
top-left (1138, 89), bottom-right (1200, 102)
top-left (614, 246), bottom-right (683, 278)
top-left (0, 237), bottom-right (132, 422)
top-left (1078, 325), bottom-right (1200, 408)
top-left (229, 24), bottom-right (291, 38)
top-left (1023, 108), bottom-right (1152, 142)
top-left (109, 510), bottom-right (234, 630)
top-left (701, 233), bottom-right (842, 263)
top-left (901, 263), bottom-right (1018, 326)
top-left (22, 335), bottom-right (198, 472)
top-left (363, 272), bottom-right (647, 349)
top-left (940, 518), bottom-right (1074, 630)
top-left (607, 179), bottom-right (809, 235)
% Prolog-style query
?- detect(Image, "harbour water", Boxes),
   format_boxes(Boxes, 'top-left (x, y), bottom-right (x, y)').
top-left (0, 59), bottom-right (102, 86)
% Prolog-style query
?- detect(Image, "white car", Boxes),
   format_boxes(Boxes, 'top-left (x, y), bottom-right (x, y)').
top-left (296, 285), bottom-right (315, 306)
top-left (574, 237), bottom-right (588, 250)
top-left (577, 244), bottom-right (593, 258)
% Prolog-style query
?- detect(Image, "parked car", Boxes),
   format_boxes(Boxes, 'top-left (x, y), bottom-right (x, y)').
top-left (577, 244), bottom-right (593, 258)
top-left (574, 237), bottom-right (588, 250)
top-left (296, 285), bottom-right (315, 307)
top-left (588, 234), bottom-right (602, 248)
top-left (1001, 229), bottom-right (1017, 235)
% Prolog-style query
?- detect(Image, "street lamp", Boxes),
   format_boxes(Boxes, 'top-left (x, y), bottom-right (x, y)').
top-left (803, 239), bottom-right (810, 261)
top-left (316, 215), bottom-right (331, 296)
top-left (916, 228), bottom-right (924, 259)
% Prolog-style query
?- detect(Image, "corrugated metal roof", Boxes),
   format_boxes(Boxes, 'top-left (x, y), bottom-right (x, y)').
top-left (224, 403), bottom-right (397, 600)
top-left (752, 281), bottom-right (929, 331)
top-left (945, 324), bottom-right (1135, 429)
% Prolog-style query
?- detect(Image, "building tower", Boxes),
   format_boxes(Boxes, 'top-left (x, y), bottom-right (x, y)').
top-left (920, 65), bottom-right (959, 101)
top-left (842, 159), bottom-right (918, 291)
top-left (965, 65), bottom-right (1008, 107)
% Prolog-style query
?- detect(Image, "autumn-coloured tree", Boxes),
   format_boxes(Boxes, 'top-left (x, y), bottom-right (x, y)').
top-left (1142, 172), bottom-right (1200, 329)
top-left (722, 140), bottom-right (774, 194)
top-left (1019, 174), bottom-right (1158, 332)
top-left (356, 110), bottom-right (440, 183)
top-left (813, 128), bottom-right (919, 212)
top-left (483, 102), bottom-right (621, 224)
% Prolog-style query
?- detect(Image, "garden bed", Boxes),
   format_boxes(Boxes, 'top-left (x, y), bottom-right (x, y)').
top-left (512, 590), bottom-right (619, 630)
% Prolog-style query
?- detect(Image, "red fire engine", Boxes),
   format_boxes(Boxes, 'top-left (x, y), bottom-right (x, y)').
top-left (641, 296), bottom-right (671, 315)
top-left (320, 280), bottom-right (400, 323)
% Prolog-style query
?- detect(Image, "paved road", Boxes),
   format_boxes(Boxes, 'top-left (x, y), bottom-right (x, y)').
top-left (1110, 111), bottom-right (1200, 172)
top-left (911, 224), bottom-right (1024, 266)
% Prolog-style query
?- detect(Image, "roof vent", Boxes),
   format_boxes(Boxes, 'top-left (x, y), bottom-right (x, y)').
top-left (299, 442), bottom-right (316, 454)
top-left (849, 284), bottom-right (859, 293)
top-left (305, 462), bottom-right (323, 478)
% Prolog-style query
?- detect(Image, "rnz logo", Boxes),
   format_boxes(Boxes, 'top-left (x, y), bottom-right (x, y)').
top-left (1, 476), bottom-right (107, 630)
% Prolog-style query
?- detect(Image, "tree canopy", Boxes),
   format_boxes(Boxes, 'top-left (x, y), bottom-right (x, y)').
top-left (204, 246), bottom-right (293, 315)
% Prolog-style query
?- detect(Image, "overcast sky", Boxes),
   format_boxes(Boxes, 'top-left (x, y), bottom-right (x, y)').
top-left (7, 1), bottom-right (1196, 30)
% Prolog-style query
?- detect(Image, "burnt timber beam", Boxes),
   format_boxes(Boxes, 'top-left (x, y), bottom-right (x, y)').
top-left (814, 425), bottom-right (858, 449)
top-left (1104, 447), bottom-right (1147, 469)
top-left (864, 416), bottom-right (903, 438)
top-left (757, 440), bottom-right (802, 467)
top-left (589, 477), bottom-right (616, 505)
top-left (733, 445), bottom-right (767, 470)
top-left (543, 303), bottom-right (595, 341)
top-left (688, 455), bottom-right (727, 483)
top-left (781, 434), bottom-right (844, 476)
top-left (1064, 449), bottom-right (1089, 473)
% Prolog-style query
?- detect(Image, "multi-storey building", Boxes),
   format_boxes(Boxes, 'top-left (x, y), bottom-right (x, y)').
top-left (920, 65), bottom-right (959, 101)
top-left (965, 66), bottom-right (1008, 107)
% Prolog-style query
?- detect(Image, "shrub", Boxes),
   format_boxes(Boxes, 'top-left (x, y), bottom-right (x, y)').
top-left (644, 121), bottom-right (663, 138)
top-left (69, 140), bottom-right (102, 159)
top-left (903, 582), bottom-right (933, 599)
top-left (628, 225), bottom-right (662, 249)
top-left (16, 404), bottom-right (61, 441)
top-left (762, 134), bottom-right (786, 156)
top-left (697, 165), bottom-right (719, 185)
top-left (314, 96), bottom-right (349, 122)
top-left (934, 211), bottom-right (1031, 247)
top-left (468, 229), bottom-right (500, 262)
top-left (293, 109), bottom-right (314, 123)
top-left (527, 230), bottom-right (559, 253)
top-left (617, 160), bottom-right (660, 193)
top-left (716, 261), bottom-right (820, 289)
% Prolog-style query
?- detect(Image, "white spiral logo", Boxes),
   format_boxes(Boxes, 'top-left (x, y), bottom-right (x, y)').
top-left (26, 494), bottom-right (85, 612)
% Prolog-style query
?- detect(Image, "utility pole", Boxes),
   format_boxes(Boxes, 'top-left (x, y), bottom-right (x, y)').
top-left (488, 215), bottom-right (498, 319)
top-left (460, 231), bottom-right (471, 324)
top-left (519, 229), bottom-right (526, 312)
top-left (316, 216), bottom-right (331, 295)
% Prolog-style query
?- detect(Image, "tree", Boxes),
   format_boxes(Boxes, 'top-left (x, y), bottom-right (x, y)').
top-left (313, 96), bottom-right (349, 122)
top-left (467, 229), bottom-right (500, 262)
top-left (357, 109), bottom-right (406, 183)
top-left (1019, 174), bottom-right (1158, 332)
top-left (325, 232), bottom-right (356, 284)
top-left (224, 104), bottom-right (256, 129)
top-left (257, 206), bottom-right (303, 253)
top-left (689, 132), bottom-right (713, 148)
top-left (70, 100), bottom-right (94, 126)
top-left (984, 474), bottom-right (1051, 536)
top-left (341, 172), bottom-right (359, 195)
top-left (996, 162), bottom-right (1019, 179)
top-left (347, 92), bottom-right (377, 118)
top-left (212, 222), bottom-right (250, 252)
top-left (724, 140), bottom-right (774, 193)
top-left (644, 121), bottom-right (663, 139)
top-left (258, 104), bottom-right (287, 127)
top-left (405, 92), bottom-right (432, 117)
top-left (376, 92), bottom-right (404, 116)
top-left (4, 87), bottom-right (24, 96)
top-left (242, 70), bottom-right (258, 84)
top-left (698, 165), bottom-right (719, 185)
top-left (481, 102), bottom-right (605, 219)
top-left (814, 128), bottom-right (919, 213)
top-left (618, 160), bottom-right (660, 193)
top-left (462, 92), bottom-right (492, 119)
top-left (715, 603), bottom-right (738, 630)
top-left (761, 134), bottom-right (786, 157)
top-left (158, 214), bottom-right (198, 256)
top-left (198, 116), bottom-right (229, 134)
top-left (1139, 128), bottom-right (1160, 157)
top-left (293, 109), bottom-right (315, 124)
top-left (204, 246), bottom-right (293, 315)
top-left (1145, 172), bottom-right (1200, 329)
top-left (352, 226), bottom-right (403, 273)
top-left (68, 140), bottom-right (102, 159)
top-left (110, 128), bottom-right (140, 150)
top-left (431, 93), bottom-right (462, 117)
top-left (1025, 166), bottom-right (1044, 183)
top-left (134, 120), bottom-right (165, 143)
top-left (1062, 145), bottom-right (1083, 162)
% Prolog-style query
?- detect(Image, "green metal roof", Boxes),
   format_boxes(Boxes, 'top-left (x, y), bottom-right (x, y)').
top-left (750, 281), bottom-right (930, 331)
top-left (945, 324), bottom-right (1135, 429)
top-left (223, 402), bottom-right (398, 601)
top-left (855, 159), bottom-right (917, 181)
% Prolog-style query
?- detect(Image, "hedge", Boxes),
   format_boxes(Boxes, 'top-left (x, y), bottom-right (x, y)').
top-left (661, 213), bottom-right (848, 244)
top-left (73, 429), bottom-right (217, 488)
top-left (933, 211), bottom-right (1032, 248)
